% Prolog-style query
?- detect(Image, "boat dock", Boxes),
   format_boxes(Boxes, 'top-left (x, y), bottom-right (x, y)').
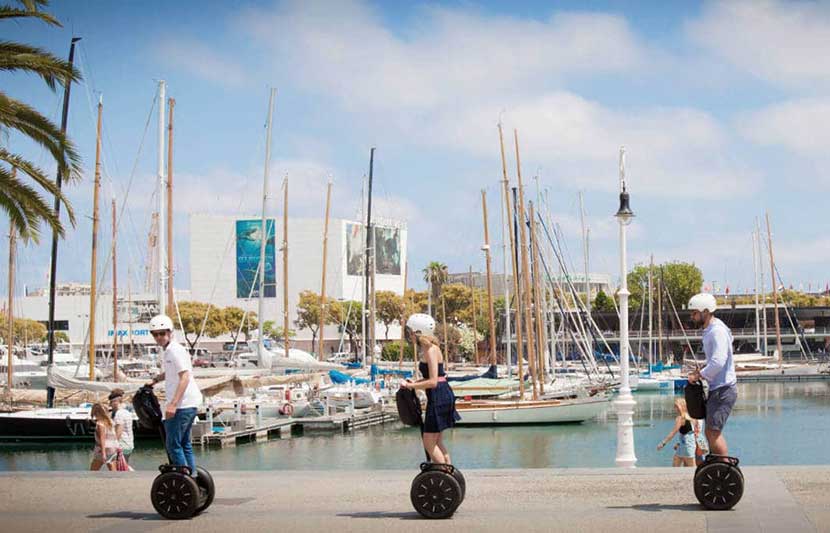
top-left (737, 373), bottom-right (830, 383)
top-left (193, 407), bottom-right (399, 447)
top-left (1, 466), bottom-right (827, 532)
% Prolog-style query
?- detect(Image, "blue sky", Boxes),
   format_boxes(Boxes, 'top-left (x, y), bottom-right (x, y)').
top-left (4, 0), bottom-right (830, 298)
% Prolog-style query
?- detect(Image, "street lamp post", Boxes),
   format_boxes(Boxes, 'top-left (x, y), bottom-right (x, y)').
top-left (614, 146), bottom-right (637, 468)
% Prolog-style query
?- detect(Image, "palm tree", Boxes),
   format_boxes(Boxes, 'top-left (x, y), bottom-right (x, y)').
top-left (422, 261), bottom-right (448, 315)
top-left (1, 0), bottom-right (82, 242)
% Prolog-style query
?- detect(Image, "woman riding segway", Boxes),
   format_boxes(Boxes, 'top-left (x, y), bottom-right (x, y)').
top-left (399, 313), bottom-right (464, 519)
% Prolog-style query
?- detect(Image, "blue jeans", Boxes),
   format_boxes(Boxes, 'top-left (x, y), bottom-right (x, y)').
top-left (163, 407), bottom-right (197, 476)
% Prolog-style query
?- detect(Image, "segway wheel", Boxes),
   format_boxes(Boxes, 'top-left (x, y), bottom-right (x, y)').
top-left (451, 468), bottom-right (466, 501)
top-left (151, 472), bottom-right (200, 519)
top-left (410, 469), bottom-right (463, 519)
top-left (194, 466), bottom-right (216, 514)
top-left (694, 462), bottom-right (744, 510)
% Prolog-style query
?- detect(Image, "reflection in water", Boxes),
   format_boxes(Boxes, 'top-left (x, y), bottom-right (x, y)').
top-left (1, 382), bottom-right (828, 471)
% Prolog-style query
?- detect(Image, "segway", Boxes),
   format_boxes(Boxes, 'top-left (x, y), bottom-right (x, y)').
top-left (133, 385), bottom-right (216, 519)
top-left (396, 387), bottom-right (464, 519)
top-left (685, 382), bottom-right (744, 510)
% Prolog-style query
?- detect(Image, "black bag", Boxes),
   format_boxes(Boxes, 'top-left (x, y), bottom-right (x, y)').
top-left (684, 382), bottom-right (706, 419)
top-left (132, 385), bottom-right (163, 430)
top-left (396, 387), bottom-right (423, 427)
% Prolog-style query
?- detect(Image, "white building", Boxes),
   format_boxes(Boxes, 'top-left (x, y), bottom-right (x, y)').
top-left (189, 213), bottom-right (407, 353)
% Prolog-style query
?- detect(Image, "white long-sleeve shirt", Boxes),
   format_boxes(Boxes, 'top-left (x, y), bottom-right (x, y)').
top-left (700, 317), bottom-right (737, 391)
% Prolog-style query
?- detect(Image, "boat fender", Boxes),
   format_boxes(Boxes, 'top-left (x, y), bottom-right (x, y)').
top-left (281, 403), bottom-right (294, 416)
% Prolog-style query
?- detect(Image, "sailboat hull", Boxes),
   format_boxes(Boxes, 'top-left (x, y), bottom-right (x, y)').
top-left (454, 396), bottom-right (609, 425)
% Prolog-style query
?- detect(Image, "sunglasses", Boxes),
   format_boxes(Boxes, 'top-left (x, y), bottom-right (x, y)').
top-left (151, 331), bottom-right (168, 338)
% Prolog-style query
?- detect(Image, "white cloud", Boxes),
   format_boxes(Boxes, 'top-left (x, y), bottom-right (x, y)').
top-left (156, 38), bottom-right (250, 88)
top-left (739, 98), bottom-right (830, 155)
top-left (429, 92), bottom-right (753, 197)
top-left (686, 0), bottom-right (830, 88)
top-left (239, 1), bottom-right (649, 112)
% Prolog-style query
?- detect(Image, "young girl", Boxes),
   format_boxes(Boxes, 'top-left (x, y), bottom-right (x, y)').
top-left (657, 398), bottom-right (698, 467)
top-left (90, 402), bottom-right (118, 471)
top-left (400, 313), bottom-right (461, 465)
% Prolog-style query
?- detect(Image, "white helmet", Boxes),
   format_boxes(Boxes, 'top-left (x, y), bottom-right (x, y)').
top-left (688, 293), bottom-right (717, 314)
top-left (406, 313), bottom-right (436, 336)
top-left (149, 314), bottom-right (174, 332)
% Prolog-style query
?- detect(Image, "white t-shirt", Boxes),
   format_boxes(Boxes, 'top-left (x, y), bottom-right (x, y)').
top-left (162, 340), bottom-right (202, 414)
top-left (113, 407), bottom-right (134, 451)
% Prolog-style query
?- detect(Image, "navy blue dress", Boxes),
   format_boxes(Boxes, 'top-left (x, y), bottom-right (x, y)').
top-left (420, 362), bottom-right (461, 433)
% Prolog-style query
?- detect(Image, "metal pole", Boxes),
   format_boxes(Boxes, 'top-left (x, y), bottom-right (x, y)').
top-left (156, 80), bottom-right (166, 313)
top-left (752, 226), bottom-right (760, 352)
top-left (648, 254), bottom-right (653, 374)
top-left (614, 146), bottom-right (637, 468)
top-left (47, 37), bottom-right (80, 407)
top-left (7, 223), bottom-right (15, 396)
top-left (364, 148), bottom-right (375, 366)
top-left (258, 88), bottom-right (276, 366)
top-left (766, 212), bottom-right (784, 368)
top-left (283, 176), bottom-right (289, 351)
top-left (112, 198), bottom-right (118, 382)
top-left (399, 263), bottom-right (408, 368)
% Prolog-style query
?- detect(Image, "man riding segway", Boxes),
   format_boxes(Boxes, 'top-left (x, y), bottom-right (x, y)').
top-left (686, 293), bottom-right (743, 510)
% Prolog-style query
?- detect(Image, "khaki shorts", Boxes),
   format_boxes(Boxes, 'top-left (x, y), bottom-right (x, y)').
top-left (706, 384), bottom-right (737, 432)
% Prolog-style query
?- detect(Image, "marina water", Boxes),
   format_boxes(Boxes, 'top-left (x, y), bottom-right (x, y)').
top-left (1, 382), bottom-right (827, 471)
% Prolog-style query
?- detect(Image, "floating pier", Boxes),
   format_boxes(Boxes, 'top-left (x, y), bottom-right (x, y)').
top-left (193, 405), bottom-right (400, 447)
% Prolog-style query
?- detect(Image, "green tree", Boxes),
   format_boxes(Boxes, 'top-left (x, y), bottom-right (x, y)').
top-left (222, 307), bottom-right (258, 343)
top-left (178, 302), bottom-right (216, 350)
top-left (381, 340), bottom-right (414, 362)
top-left (294, 290), bottom-right (323, 353)
top-left (627, 261), bottom-right (703, 311)
top-left (422, 261), bottom-right (448, 308)
top-left (330, 300), bottom-right (363, 356)
top-left (593, 290), bottom-right (615, 312)
top-left (1, 0), bottom-right (82, 242)
top-left (261, 320), bottom-right (295, 341)
top-left (435, 322), bottom-right (461, 361)
top-left (375, 290), bottom-right (403, 339)
top-left (0, 316), bottom-right (46, 345)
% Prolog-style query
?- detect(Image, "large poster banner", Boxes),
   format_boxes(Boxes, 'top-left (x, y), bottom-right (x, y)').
top-left (236, 219), bottom-right (276, 298)
top-left (345, 222), bottom-right (401, 276)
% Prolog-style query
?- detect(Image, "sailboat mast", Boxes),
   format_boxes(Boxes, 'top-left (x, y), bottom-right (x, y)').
top-left (579, 191), bottom-right (590, 317)
top-left (364, 148), bottom-right (375, 366)
top-left (530, 202), bottom-right (547, 391)
top-left (515, 130), bottom-right (538, 399)
top-left (318, 180), bottom-right (332, 360)
top-left (766, 212), bottom-right (783, 368)
top-left (283, 176), bottom-right (290, 351)
top-left (7, 223), bottom-right (15, 395)
top-left (166, 97), bottom-right (175, 313)
top-left (258, 88), bottom-right (276, 365)
top-left (156, 80), bottom-right (166, 313)
top-left (469, 266), bottom-right (478, 365)
top-left (127, 267), bottom-right (134, 358)
top-left (88, 97), bottom-right (103, 381)
top-left (398, 263), bottom-right (408, 368)
top-left (480, 190), bottom-right (497, 367)
top-left (497, 125), bottom-right (513, 375)
top-left (647, 254), bottom-right (653, 373)
top-left (46, 37), bottom-right (80, 407)
top-left (752, 225), bottom-right (760, 352)
top-left (112, 198), bottom-right (118, 382)
top-left (757, 218), bottom-right (768, 355)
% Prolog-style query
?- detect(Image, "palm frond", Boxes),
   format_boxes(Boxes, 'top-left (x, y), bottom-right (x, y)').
top-left (0, 91), bottom-right (81, 180)
top-left (0, 148), bottom-right (76, 227)
top-left (0, 41), bottom-right (80, 89)
top-left (0, 165), bottom-right (66, 242)
top-left (0, 5), bottom-right (60, 26)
